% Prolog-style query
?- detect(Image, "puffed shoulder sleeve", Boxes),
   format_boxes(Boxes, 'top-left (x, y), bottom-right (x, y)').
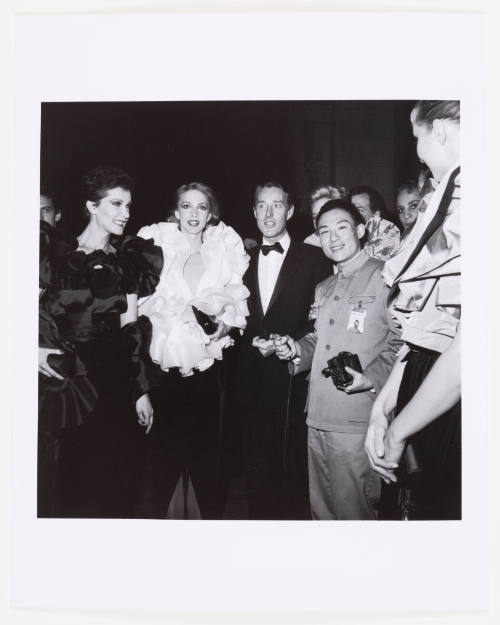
top-left (116, 234), bottom-right (164, 298)
top-left (221, 223), bottom-right (250, 283)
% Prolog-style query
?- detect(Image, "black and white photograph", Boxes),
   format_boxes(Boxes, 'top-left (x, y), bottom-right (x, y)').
top-left (9, 7), bottom-right (492, 616)
top-left (37, 99), bottom-right (460, 523)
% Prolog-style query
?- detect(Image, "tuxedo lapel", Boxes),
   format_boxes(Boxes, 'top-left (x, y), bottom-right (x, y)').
top-left (265, 240), bottom-right (300, 316)
top-left (248, 249), bottom-right (264, 320)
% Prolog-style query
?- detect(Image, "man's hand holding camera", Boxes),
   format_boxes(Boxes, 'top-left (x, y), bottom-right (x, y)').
top-left (341, 367), bottom-right (374, 394)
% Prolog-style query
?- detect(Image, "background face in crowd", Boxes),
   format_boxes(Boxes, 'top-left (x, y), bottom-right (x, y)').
top-left (311, 197), bottom-right (331, 227)
top-left (175, 189), bottom-right (211, 235)
top-left (317, 208), bottom-right (364, 265)
top-left (87, 186), bottom-right (131, 236)
top-left (253, 186), bottom-right (294, 242)
top-left (40, 194), bottom-right (60, 227)
top-left (396, 189), bottom-right (420, 229)
top-left (350, 193), bottom-right (374, 223)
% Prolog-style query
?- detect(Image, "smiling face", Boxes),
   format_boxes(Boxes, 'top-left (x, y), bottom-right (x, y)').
top-left (87, 186), bottom-right (131, 236)
top-left (317, 208), bottom-right (364, 266)
top-left (350, 193), bottom-right (375, 223)
top-left (253, 186), bottom-right (294, 242)
top-left (396, 188), bottom-right (420, 229)
top-left (175, 189), bottom-right (211, 235)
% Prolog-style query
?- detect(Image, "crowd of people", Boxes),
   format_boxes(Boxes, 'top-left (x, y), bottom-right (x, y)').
top-left (38, 100), bottom-right (461, 521)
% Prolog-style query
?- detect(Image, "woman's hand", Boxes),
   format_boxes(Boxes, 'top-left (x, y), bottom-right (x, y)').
top-left (364, 400), bottom-right (398, 484)
top-left (383, 424), bottom-right (406, 468)
top-left (340, 367), bottom-right (374, 393)
top-left (38, 347), bottom-right (65, 380)
top-left (209, 320), bottom-right (230, 342)
top-left (136, 393), bottom-right (154, 434)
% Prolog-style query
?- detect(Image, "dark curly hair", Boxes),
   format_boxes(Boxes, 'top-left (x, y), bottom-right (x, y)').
top-left (81, 166), bottom-right (134, 221)
top-left (81, 165), bottom-right (134, 202)
top-left (172, 181), bottom-right (221, 227)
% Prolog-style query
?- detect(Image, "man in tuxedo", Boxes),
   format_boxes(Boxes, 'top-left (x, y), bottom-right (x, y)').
top-left (235, 181), bottom-right (330, 520)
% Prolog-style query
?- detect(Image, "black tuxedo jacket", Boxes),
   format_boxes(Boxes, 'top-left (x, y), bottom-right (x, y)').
top-left (235, 239), bottom-right (331, 414)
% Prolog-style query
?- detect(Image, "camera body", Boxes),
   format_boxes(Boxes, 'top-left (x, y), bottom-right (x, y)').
top-left (321, 351), bottom-right (363, 388)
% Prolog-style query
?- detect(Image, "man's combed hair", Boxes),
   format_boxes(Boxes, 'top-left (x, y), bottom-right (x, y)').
top-left (254, 181), bottom-right (293, 208)
top-left (348, 185), bottom-right (386, 217)
top-left (412, 100), bottom-right (460, 127)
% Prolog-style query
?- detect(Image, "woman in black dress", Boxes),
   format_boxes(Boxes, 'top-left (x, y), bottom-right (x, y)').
top-left (38, 165), bottom-right (163, 518)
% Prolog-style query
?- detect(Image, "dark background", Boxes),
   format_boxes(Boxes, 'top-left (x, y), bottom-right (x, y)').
top-left (40, 100), bottom-right (419, 240)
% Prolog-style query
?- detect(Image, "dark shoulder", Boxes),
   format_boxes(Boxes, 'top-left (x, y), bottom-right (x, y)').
top-left (115, 235), bottom-right (164, 297)
top-left (291, 240), bottom-right (328, 264)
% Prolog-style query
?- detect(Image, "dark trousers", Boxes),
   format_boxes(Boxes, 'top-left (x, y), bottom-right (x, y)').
top-left (240, 382), bottom-right (310, 520)
top-left (149, 363), bottom-right (224, 519)
top-left (379, 345), bottom-right (461, 520)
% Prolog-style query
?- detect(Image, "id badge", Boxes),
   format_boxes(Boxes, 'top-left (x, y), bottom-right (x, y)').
top-left (347, 308), bottom-right (366, 333)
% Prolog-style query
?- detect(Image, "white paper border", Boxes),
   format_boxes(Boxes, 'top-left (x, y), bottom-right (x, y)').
top-left (6, 5), bottom-right (493, 618)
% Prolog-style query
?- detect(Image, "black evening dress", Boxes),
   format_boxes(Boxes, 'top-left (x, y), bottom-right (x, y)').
top-left (38, 221), bottom-right (163, 518)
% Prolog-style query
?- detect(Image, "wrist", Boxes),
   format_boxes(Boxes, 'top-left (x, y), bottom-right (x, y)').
top-left (387, 420), bottom-right (406, 447)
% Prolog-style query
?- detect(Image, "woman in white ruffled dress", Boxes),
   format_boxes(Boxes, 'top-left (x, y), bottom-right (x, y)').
top-left (138, 182), bottom-right (249, 518)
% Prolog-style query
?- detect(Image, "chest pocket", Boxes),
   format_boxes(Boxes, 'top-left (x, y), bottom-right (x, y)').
top-left (347, 295), bottom-right (377, 330)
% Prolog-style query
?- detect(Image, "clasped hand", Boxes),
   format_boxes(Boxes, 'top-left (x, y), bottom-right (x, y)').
top-left (364, 405), bottom-right (406, 484)
top-left (136, 393), bottom-right (154, 434)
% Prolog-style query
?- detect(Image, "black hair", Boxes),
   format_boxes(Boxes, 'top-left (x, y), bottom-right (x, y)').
top-left (348, 185), bottom-right (386, 217)
top-left (315, 198), bottom-right (364, 231)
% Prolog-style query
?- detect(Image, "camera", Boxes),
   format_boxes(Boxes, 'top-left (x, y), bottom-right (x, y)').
top-left (321, 351), bottom-right (363, 388)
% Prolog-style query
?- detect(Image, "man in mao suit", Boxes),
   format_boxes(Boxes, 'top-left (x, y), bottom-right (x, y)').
top-left (275, 200), bottom-right (403, 520)
top-left (235, 181), bottom-right (330, 520)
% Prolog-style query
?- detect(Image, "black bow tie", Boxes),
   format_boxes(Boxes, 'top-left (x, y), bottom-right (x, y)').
top-left (260, 241), bottom-right (284, 256)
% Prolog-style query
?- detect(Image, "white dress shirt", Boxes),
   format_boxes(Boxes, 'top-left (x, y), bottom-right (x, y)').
top-left (258, 231), bottom-right (291, 314)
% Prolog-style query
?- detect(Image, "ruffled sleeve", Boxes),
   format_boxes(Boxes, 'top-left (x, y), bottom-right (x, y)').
top-left (196, 222), bottom-right (250, 330)
top-left (116, 235), bottom-right (164, 298)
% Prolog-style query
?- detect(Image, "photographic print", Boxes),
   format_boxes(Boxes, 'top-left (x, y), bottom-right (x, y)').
top-left (11, 10), bottom-right (488, 613)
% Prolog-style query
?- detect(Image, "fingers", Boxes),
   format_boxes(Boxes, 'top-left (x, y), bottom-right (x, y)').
top-left (39, 364), bottom-right (64, 380)
top-left (146, 413), bottom-right (153, 435)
